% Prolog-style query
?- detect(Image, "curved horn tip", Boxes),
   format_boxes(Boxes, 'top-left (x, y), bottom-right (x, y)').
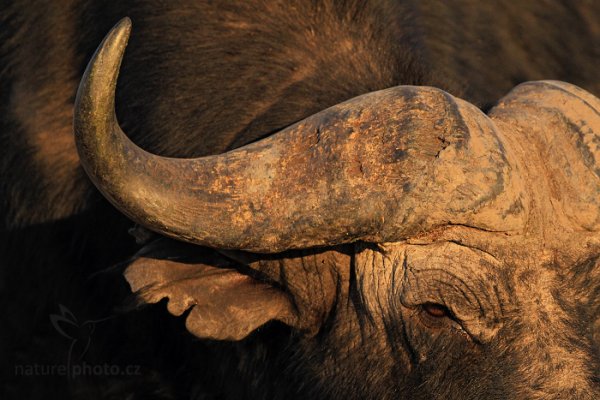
top-left (73, 16), bottom-right (132, 148)
top-left (73, 17), bottom-right (134, 206)
top-left (74, 17), bottom-right (132, 112)
top-left (101, 17), bottom-right (132, 57)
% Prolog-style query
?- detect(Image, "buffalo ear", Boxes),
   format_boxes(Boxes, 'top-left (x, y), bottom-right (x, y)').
top-left (123, 239), bottom-right (299, 341)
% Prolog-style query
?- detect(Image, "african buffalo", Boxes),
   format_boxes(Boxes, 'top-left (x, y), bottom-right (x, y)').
top-left (2, 1), bottom-right (599, 399)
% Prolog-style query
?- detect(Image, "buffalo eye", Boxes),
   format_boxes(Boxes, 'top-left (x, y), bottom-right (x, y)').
top-left (422, 303), bottom-right (451, 318)
top-left (417, 302), bottom-right (459, 330)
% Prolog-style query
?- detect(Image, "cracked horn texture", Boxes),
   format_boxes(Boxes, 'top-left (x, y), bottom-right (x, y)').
top-left (74, 19), bottom-right (527, 252)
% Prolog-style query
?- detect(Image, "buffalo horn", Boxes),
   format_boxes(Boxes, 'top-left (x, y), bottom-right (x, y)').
top-left (74, 18), bottom-right (523, 253)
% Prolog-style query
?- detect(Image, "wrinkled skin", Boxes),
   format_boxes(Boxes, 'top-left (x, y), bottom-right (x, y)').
top-left (2, 1), bottom-right (600, 399)
top-left (123, 229), bottom-right (600, 399)
top-left (290, 237), bottom-right (600, 399)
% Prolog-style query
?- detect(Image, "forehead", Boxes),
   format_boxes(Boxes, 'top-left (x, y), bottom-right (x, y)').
top-left (357, 228), bottom-right (600, 344)
top-left (402, 224), bottom-right (600, 270)
top-left (411, 82), bottom-right (600, 268)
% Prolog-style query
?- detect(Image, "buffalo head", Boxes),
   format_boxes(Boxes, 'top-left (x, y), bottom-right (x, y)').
top-left (72, 19), bottom-right (600, 399)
